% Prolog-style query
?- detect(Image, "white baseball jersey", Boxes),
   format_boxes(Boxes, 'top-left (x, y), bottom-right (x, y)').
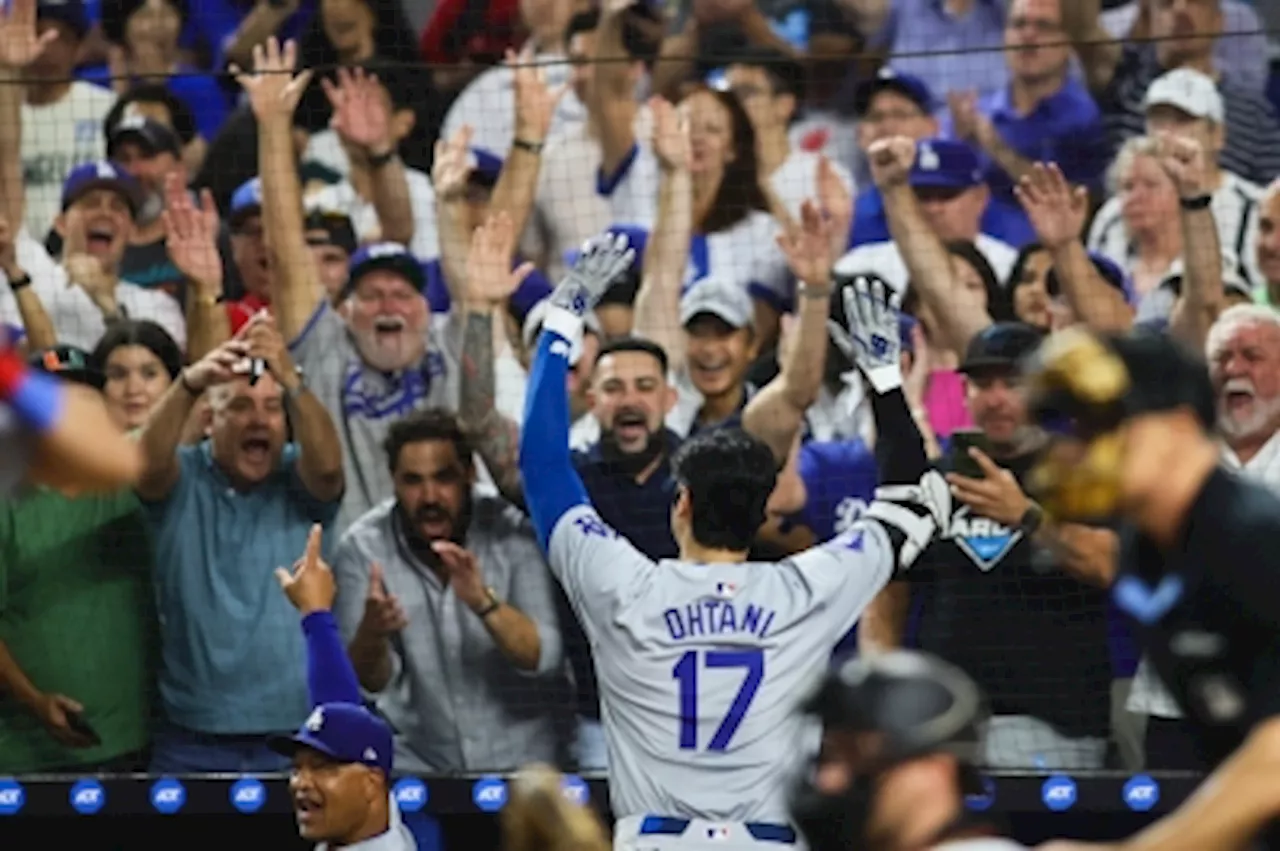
top-left (547, 505), bottom-right (900, 826)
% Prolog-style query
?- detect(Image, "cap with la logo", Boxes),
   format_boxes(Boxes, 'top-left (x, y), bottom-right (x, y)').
top-left (908, 139), bottom-right (984, 192)
top-left (60, 160), bottom-right (144, 216)
top-left (268, 702), bottom-right (395, 776)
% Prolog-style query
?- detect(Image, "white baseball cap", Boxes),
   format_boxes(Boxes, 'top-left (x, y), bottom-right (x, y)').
top-left (1143, 67), bottom-right (1224, 125)
top-left (679, 277), bottom-right (755, 329)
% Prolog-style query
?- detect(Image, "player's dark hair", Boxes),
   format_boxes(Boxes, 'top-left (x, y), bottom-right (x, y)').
top-left (596, 336), bottom-right (669, 375)
top-left (103, 84), bottom-right (199, 145)
top-left (564, 6), bottom-right (662, 67)
top-left (726, 45), bottom-right (807, 105)
top-left (384, 408), bottom-right (475, 472)
top-left (672, 429), bottom-right (777, 551)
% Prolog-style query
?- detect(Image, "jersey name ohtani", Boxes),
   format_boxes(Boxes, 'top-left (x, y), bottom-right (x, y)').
top-left (664, 599), bottom-right (778, 642)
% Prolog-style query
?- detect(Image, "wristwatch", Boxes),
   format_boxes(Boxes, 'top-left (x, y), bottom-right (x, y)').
top-left (475, 587), bottom-right (501, 619)
top-left (1018, 502), bottom-right (1045, 537)
top-left (1180, 194), bottom-right (1212, 211)
top-left (367, 148), bottom-right (398, 169)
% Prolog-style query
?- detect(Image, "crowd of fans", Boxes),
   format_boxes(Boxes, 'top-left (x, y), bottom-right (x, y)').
top-left (1, 0), bottom-right (1280, 805)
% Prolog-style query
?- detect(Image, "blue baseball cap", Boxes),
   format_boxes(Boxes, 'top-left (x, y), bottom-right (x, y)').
top-left (61, 160), bottom-right (143, 215)
top-left (228, 177), bottom-right (263, 228)
top-left (269, 703), bottom-right (393, 776)
top-left (908, 139), bottom-right (984, 192)
top-left (854, 67), bottom-right (936, 117)
top-left (468, 147), bottom-right (504, 188)
top-left (37, 0), bottom-right (88, 39)
top-left (343, 241), bottom-right (426, 297)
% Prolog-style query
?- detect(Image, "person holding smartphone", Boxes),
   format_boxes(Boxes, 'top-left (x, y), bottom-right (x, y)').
top-left (860, 320), bottom-right (1121, 773)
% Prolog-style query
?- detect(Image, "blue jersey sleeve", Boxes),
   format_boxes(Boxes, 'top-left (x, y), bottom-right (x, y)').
top-left (519, 325), bottom-right (591, 551)
top-left (300, 611), bottom-right (362, 706)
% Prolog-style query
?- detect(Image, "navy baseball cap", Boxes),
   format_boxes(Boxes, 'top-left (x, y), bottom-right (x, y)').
top-left (37, 0), bottom-right (88, 38)
top-left (959, 321), bottom-right (1045, 375)
top-left (909, 139), bottom-right (984, 192)
top-left (343, 241), bottom-right (426, 297)
top-left (269, 703), bottom-right (394, 776)
top-left (61, 160), bottom-right (143, 215)
top-left (228, 177), bottom-right (263, 229)
top-left (107, 115), bottom-right (182, 160)
top-left (853, 67), bottom-right (936, 117)
top-left (468, 147), bottom-right (504, 189)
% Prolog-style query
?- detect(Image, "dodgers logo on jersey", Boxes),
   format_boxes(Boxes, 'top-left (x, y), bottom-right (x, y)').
top-left (394, 777), bottom-right (429, 813)
top-left (833, 497), bottom-right (868, 535)
top-left (230, 777), bottom-right (266, 813)
top-left (1122, 775), bottom-right (1159, 812)
top-left (150, 778), bottom-right (186, 815)
top-left (947, 506), bottom-right (1022, 571)
top-left (964, 776), bottom-right (996, 812)
top-left (560, 774), bottom-right (589, 805)
top-left (0, 779), bottom-right (25, 816)
top-left (70, 778), bottom-right (106, 814)
top-left (1041, 775), bottom-right (1077, 812)
top-left (473, 776), bottom-right (508, 812)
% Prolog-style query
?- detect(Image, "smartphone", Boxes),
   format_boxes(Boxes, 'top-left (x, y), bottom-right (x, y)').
top-left (65, 711), bottom-right (102, 747)
top-left (948, 429), bottom-right (992, 479)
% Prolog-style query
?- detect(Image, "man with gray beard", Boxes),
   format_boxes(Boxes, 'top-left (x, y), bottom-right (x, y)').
top-left (1127, 303), bottom-right (1280, 769)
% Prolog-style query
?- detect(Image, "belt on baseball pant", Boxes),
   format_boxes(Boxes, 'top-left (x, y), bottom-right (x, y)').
top-left (638, 816), bottom-right (797, 844)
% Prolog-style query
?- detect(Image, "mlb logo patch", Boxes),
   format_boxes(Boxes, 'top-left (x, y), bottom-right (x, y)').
top-left (714, 582), bottom-right (738, 598)
top-left (705, 826), bottom-right (730, 841)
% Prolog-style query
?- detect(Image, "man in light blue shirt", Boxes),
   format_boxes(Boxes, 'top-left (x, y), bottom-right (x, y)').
top-left (135, 321), bottom-right (345, 772)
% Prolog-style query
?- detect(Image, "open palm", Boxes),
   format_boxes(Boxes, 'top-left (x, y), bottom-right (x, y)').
top-left (324, 67), bottom-right (392, 154)
top-left (432, 126), bottom-right (475, 201)
top-left (0, 0), bottom-right (56, 69)
top-left (466, 212), bottom-right (534, 304)
top-left (233, 37), bottom-right (313, 121)
top-left (164, 175), bottom-right (223, 292)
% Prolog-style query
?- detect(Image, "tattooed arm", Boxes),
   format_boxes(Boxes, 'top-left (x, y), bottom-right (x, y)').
top-left (460, 308), bottom-right (527, 508)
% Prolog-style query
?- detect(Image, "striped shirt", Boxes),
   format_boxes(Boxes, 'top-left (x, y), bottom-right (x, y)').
top-left (1086, 170), bottom-right (1264, 294)
top-left (1099, 45), bottom-right (1280, 188)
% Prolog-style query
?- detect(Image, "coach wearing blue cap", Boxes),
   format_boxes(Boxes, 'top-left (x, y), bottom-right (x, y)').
top-left (275, 526), bottom-right (415, 851)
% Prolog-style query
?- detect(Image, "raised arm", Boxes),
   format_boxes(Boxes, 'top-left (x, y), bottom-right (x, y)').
top-left (323, 68), bottom-right (414, 247)
top-left (135, 337), bottom-right (248, 501)
top-left (0, 219), bottom-right (54, 350)
top-left (1158, 135), bottom-right (1225, 351)
top-left (458, 214), bottom-right (535, 505)
top-left (487, 47), bottom-right (564, 253)
top-left (242, 314), bottom-right (344, 502)
top-left (743, 201), bottom-right (836, 462)
top-left (520, 235), bottom-right (635, 549)
top-left (433, 126), bottom-right (478, 306)
top-left (276, 524), bottom-right (364, 706)
top-left (235, 38), bottom-right (317, 341)
top-left (0, 0), bottom-right (53, 231)
top-left (871, 138), bottom-right (992, 357)
top-left (1060, 0), bottom-right (1123, 96)
top-left (590, 0), bottom-right (642, 178)
top-left (164, 175), bottom-right (230, 361)
top-left (632, 97), bottom-right (693, 365)
top-left (1017, 162), bottom-right (1132, 332)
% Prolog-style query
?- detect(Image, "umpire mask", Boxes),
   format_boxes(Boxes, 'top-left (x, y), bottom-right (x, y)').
top-left (1021, 327), bottom-right (1131, 522)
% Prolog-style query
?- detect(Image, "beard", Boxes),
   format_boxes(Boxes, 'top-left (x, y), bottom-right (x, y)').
top-left (1218, 388), bottom-right (1280, 442)
top-left (397, 495), bottom-right (472, 566)
top-left (599, 425), bottom-right (667, 477)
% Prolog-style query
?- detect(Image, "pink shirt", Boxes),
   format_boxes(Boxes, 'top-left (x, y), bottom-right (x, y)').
top-left (923, 369), bottom-right (973, 438)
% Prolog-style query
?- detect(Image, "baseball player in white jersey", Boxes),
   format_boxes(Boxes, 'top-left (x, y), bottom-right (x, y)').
top-left (518, 235), bottom-right (951, 851)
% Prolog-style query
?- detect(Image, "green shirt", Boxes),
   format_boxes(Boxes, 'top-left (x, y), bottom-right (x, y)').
top-left (0, 488), bottom-right (156, 772)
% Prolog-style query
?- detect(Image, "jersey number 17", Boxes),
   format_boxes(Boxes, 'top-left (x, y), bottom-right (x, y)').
top-left (672, 649), bottom-right (765, 751)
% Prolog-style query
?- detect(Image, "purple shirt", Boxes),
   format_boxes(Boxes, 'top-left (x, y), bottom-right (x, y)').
top-left (869, 0), bottom-right (1008, 100)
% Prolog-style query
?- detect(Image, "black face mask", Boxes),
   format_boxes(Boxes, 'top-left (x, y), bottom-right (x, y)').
top-left (790, 772), bottom-right (877, 851)
top-left (599, 426), bottom-right (666, 477)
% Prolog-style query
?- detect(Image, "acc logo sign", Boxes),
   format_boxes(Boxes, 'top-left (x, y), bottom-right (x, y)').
top-left (1041, 775), bottom-right (1077, 812)
top-left (963, 776), bottom-right (996, 812)
top-left (230, 777), bottom-right (266, 814)
top-left (473, 776), bottom-right (508, 812)
top-left (0, 779), bottom-right (24, 815)
top-left (393, 777), bottom-right (429, 813)
top-left (1123, 775), bottom-right (1160, 812)
top-left (150, 778), bottom-right (186, 815)
top-left (70, 778), bottom-right (106, 815)
top-left (561, 774), bottom-right (589, 806)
